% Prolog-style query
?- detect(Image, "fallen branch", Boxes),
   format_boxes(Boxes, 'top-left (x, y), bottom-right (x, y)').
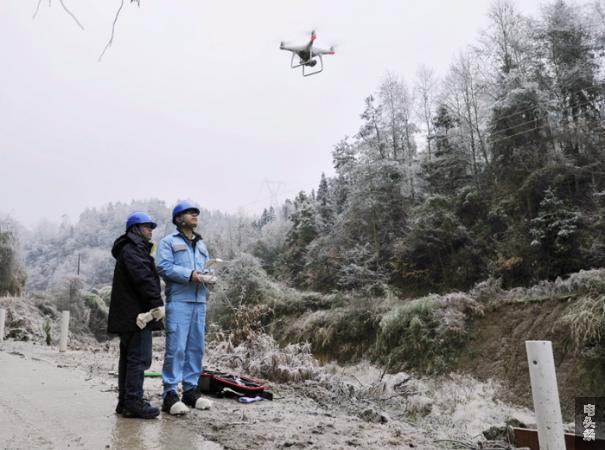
top-left (379, 356), bottom-right (391, 382)
top-left (350, 374), bottom-right (366, 388)
top-left (393, 376), bottom-right (411, 391)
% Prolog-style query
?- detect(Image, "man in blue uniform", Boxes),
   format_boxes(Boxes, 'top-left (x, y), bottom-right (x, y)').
top-left (156, 201), bottom-right (215, 415)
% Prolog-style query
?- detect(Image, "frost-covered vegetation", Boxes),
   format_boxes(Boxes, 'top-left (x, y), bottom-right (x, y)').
top-left (0, 217), bottom-right (26, 296)
top-left (376, 293), bottom-right (483, 373)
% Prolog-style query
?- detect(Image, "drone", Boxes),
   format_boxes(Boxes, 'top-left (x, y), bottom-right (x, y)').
top-left (279, 31), bottom-right (336, 77)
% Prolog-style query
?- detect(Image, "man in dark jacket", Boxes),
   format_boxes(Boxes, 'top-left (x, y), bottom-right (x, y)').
top-left (108, 211), bottom-right (164, 419)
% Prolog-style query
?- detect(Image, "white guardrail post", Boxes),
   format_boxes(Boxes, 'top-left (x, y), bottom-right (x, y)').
top-left (59, 310), bottom-right (70, 352)
top-left (0, 308), bottom-right (5, 342)
top-left (525, 340), bottom-right (566, 450)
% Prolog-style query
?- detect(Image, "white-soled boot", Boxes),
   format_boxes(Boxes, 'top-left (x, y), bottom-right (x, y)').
top-left (183, 389), bottom-right (213, 410)
top-left (162, 391), bottom-right (189, 415)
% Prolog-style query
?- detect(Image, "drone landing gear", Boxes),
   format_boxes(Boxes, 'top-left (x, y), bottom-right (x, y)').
top-left (290, 53), bottom-right (323, 77)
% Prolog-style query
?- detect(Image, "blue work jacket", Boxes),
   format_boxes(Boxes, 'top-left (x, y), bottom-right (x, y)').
top-left (156, 232), bottom-right (210, 303)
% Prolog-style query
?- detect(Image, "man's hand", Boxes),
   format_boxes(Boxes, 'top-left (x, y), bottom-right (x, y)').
top-left (150, 306), bottom-right (165, 321)
top-left (136, 311), bottom-right (154, 329)
top-left (191, 271), bottom-right (204, 284)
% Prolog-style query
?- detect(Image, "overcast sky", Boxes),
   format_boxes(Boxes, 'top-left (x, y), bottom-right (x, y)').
top-left (0, 0), bottom-right (545, 225)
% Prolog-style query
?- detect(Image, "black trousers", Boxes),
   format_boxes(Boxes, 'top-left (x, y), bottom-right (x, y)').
top-left (118, 329), bottom-right (152, 407)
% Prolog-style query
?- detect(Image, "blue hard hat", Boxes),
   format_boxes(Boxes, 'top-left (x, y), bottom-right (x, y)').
top-left (172, 201), bottom-right (200, 224)
top-left (126, 212), bottom-right (157, 231)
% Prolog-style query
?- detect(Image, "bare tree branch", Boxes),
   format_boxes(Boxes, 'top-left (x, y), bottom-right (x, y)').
top-left (58, 0), bottom-right (84, 30)
top-left (32, 0), bottom-right (43, 19)
top-left (98, 0), bottom-right (125, 62)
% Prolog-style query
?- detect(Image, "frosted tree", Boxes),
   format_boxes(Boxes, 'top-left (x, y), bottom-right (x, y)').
top-left (444, 50), bottom-right (489, 186)
top-left (536, 0), bottom-right (603, 156)
top-left (393, 195), bottom-right (485, 290)
top-left (315, 173), bottom-right (335, 231)
top-left (529, 187), bottom-right (580, 277)
top-left (357, 95), bottom-right (387, 160)
top-left (481, 0), bottom-right (531, 77)
top-left (331, 138), bottom-right (357, 215)
top-left (422, 105), bottom-right (470, 195)
top-left (414, 65), bottom-right (438, 161)
top-left (378, 74), bottom-right (418, 199)
top-left (280, 192), bottom-right (320, 286)
top-left (0, 221), bottom-right (26, 296)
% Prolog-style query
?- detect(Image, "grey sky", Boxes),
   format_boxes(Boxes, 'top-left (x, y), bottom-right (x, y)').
top-left (0, 0), bottom-right (544, 225)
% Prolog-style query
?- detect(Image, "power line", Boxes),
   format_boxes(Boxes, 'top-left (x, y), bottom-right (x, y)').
top-left (489, 97), bottom-right (603, 137)
top-left (487, 114), bottom-right (602, 146)
top-left (489, 83), bottom-right (604, 123)
top-left (444, 92), bottom-right (603, 141)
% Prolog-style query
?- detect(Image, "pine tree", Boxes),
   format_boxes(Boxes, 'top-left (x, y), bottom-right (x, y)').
top-left (316, 173), bottom-right (334, 230)
top-left (529, 187), bottom-right (580, 278)
top-left (422, 105), bottom-right (470, 195)
top-left (281, 192), bottom-right (320, 286)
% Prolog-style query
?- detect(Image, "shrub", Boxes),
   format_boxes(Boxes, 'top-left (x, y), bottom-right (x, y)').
top-left (208, 253), bottom-right (287, 342)
top-left (376, 292), bottom-right (482, 374)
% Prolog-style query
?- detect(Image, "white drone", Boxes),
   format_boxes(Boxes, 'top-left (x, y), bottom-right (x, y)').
top-left (279, 30), bottom-right (336, 77)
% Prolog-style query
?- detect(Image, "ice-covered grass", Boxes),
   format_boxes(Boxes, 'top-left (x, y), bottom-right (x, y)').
top-left (206, 331), bottom-right (532, 446)
top-left (471, 269), bottom-right (605, 305)
top-left (207, 330), bottom-right (321, 383)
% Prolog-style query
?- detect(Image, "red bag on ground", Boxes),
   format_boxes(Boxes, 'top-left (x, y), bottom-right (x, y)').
top-left (198, 370), bottom-right (273, 400)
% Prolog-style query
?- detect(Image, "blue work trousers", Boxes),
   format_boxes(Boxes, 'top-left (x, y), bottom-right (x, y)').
top-left (162, 301), bottom-right (206, 396)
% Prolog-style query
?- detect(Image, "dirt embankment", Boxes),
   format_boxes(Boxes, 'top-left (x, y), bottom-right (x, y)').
top-left (456, 295), bottom-right (605, 419)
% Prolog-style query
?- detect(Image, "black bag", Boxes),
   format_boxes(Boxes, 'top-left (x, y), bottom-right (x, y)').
top-left (198, 369), bottom-right (273, 400)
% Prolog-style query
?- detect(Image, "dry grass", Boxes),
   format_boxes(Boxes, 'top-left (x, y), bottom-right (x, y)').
top-left (558, 294), bottom-right (605, 351)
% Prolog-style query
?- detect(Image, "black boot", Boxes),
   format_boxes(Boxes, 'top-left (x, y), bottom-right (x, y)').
top-left (182, 388), bottom-right (212, 410)
top-left (123, 399), bottom-right (160, 419)
top-left (162, 391), bottom-right (189, 415)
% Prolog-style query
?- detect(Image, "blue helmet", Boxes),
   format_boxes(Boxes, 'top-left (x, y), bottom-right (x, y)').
top-left (172, 201), bottom-right (200, 224)
top-left (126, 212), bottom-right (157, 231)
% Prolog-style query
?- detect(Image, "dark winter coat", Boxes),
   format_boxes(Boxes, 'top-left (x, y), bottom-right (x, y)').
top-left (107, 232), bottom-right (164, 333)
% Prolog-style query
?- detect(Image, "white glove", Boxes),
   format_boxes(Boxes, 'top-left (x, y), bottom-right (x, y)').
top-left (136, 311), bottom-right (153, 329)
top-left (200, 274), bottom-right (218, 285)
top-left (150, 306), bottom-right (165, 321)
